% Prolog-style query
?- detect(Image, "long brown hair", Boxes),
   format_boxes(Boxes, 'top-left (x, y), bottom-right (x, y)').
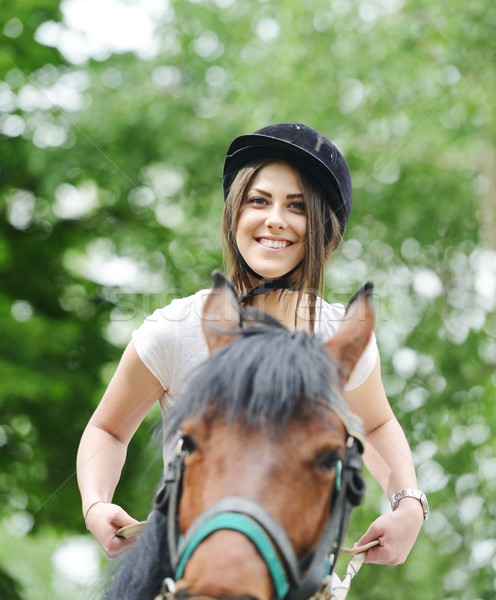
top-left (222, 159), bottom-right (343, 330)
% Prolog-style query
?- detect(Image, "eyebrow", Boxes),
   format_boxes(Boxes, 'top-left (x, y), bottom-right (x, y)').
top-left (251, 187), bottom-right (304, 200)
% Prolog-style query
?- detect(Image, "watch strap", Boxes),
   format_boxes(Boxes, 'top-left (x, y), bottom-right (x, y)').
top-left (391, 489), bottom-right (430, 521)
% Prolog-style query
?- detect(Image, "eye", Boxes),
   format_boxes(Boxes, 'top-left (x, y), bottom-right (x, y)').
top-left (315, 450), bottom-right (342, 473)
top-left (180, 434), bottom-right (197, 455)
top-left (289, 201), bottom-right (305, 213)
top-left (247, 196), bottom-right (268, 206)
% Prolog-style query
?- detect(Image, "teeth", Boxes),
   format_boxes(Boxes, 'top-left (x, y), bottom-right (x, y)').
top-left (259, 238), bottom-right (290, 249)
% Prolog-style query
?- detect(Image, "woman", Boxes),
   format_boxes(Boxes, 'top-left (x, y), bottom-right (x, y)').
top-left (77, 123), bottom-right (427, 565)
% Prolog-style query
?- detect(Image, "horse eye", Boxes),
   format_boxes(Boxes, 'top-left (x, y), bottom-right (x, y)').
top-left (315, 450), bottom-right (341, 473)
top-left (181, 434), bottom-right (197, 455)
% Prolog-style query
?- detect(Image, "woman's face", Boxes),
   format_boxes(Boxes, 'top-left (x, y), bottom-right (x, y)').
top-left (235, 162), bottom-right (307, 280)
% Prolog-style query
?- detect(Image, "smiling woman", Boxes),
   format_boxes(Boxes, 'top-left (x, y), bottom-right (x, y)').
top-left (235, 162), bottom-right (307, 281)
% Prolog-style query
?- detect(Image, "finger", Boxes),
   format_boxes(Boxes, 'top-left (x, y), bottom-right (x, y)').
top-left (355, 528), bottom-right (380, 547)
top-left (106, 533), bottom-right (137, 559)
top-left (363, 544), bottom-right (381, 564)
top-left (363, 542), bottom-right (398, 565)
top-left (115, 521), bottom-right (147, 538)
top-left (353, 540), bottom-right (380, 554)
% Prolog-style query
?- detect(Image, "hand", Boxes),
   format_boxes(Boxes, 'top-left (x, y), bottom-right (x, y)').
top-left (355, 499), bottom-right (424, 565)
top-left (85, 502), bottom-right (140, 558)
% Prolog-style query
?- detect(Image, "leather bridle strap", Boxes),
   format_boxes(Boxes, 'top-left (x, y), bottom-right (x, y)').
top-left (153, 444), bottom-right (187, 569)
top-left (285, 438), bottom-right (364, 600)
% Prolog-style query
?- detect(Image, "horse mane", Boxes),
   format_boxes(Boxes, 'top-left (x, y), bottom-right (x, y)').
top-left (163, 321), bottom-right (343, 441)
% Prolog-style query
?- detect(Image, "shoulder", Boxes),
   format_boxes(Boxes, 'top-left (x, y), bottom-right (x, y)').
top-left (314, 297), bottom-right (347, 336)
top-left (131, 289), bottom-right (211, 356)
top-left (131, 289), bottom-right (211, 390)
top-left (153, 289), bottom-right (210, 321)
top-left (315, 296), bottom-right (378, 391)
top-left (136, 289), bottom-right (209, 329)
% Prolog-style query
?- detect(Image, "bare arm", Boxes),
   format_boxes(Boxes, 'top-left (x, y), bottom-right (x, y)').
top-left (345, 355), bottom-right (424, 564)
top-left (76, 341), bottom-right (164, 557)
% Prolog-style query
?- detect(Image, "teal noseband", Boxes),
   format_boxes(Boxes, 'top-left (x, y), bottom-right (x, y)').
top-left (175, 512), bottom-right (292, 600)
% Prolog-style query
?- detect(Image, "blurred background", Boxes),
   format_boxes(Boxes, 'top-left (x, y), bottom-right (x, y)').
top-left (1, 0), bottom-right (495, 598)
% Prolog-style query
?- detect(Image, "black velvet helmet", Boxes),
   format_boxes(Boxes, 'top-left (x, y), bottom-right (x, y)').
top-left (223, 123), bottom-right (352, 233)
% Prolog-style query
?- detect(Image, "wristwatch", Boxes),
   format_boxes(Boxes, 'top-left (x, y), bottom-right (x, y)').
top-left (391, 489), bottom-right (430, 521)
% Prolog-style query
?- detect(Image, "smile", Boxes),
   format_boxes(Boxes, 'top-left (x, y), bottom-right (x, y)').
top-left (257, 238), bottom-right (293, 249)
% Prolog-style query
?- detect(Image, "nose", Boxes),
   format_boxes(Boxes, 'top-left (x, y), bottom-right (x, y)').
top-left (265, 205), bottom-right (287, 229)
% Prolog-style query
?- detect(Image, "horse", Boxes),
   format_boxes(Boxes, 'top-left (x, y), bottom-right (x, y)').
top-left (104, 271), bottom-right (375, 600)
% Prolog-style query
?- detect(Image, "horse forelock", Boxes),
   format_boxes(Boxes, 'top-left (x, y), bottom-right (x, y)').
top-left (164, 325), bottom-right (344, 439)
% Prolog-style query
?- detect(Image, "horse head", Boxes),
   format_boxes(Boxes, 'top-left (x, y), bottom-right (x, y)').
top-left (161, 272), bottom-right (375, 600)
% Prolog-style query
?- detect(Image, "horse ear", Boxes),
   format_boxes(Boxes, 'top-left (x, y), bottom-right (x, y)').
top-left (202, 270), bottom-right (243, 354)
top-left (325, 282), bottom-right (376, 386)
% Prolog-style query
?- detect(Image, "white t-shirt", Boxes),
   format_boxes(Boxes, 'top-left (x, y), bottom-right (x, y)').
top-left (132, 289), bottom-right (378, 411)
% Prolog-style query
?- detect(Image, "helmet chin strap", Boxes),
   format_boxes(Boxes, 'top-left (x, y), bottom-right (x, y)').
top-left (236, 247), bottom-right (302, 304)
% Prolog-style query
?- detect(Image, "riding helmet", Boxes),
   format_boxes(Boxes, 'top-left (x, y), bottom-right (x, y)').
top-left (223, 123), bottom-right (352, 233)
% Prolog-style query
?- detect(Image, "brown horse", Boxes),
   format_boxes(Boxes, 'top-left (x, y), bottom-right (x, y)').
top-left (105, 272), bottom-right (375, 600)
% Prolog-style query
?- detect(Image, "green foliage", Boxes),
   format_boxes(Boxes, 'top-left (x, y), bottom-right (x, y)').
top-left (0, 566), bottom-right (24, 600)
top-left (1, 0), bottom-right (495, 597)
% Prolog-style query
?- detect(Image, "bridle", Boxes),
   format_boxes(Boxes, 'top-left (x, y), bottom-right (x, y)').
top-left (154, 398), bottom-right (366, 600)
